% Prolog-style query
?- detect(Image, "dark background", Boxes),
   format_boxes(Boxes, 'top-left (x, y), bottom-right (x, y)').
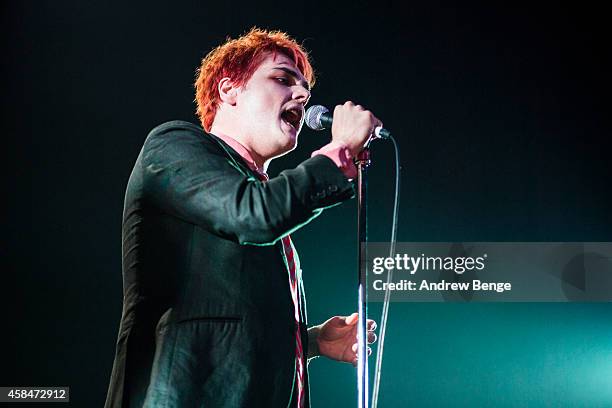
top-left (3, 1), bottom-right (611, 406)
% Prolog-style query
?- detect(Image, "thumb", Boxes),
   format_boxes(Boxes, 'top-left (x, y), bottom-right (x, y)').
top-left (345, 313), bottom-right (359, 325)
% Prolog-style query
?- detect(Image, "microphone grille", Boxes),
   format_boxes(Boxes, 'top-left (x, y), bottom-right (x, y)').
top-left (305, 105), bottom-right (329, 131)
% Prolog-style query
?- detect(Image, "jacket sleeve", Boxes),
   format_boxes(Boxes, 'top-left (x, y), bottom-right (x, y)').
top-left (140, 124), bottom-right (354, 245)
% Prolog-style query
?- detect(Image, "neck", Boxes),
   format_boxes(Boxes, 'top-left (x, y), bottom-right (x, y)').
top-left (246, 144), bottom-right (269, 172)
top-left (209, 125), bottom-right (270, 172)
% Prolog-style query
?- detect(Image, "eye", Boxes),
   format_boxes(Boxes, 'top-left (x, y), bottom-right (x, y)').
top-left (275, 76), bottom-right (289, 84)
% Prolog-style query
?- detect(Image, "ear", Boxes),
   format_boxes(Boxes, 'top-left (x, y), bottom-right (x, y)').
top-left (218, 77), bottom-right (239, 105)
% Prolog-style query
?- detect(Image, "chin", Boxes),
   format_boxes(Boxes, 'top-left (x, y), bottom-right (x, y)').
top-left (281, 127), bottom-right (299, 148)
top-left (286, 132), bottom-right (299, 151)
top-left (271, 136), bottom-right (298, 159)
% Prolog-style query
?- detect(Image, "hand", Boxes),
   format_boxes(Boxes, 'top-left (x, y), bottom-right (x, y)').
top-left (331, 101), bottom-right (383, 157)
top-left (313, 312), bottom-right (377, 366)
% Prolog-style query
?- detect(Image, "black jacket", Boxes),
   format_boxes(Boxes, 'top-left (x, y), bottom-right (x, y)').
top-left (105, 121), bottom-right (354, 407)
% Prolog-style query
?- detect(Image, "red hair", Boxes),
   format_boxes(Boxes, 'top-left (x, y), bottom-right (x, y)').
top-left (195, 27), bottom-right (315, 132)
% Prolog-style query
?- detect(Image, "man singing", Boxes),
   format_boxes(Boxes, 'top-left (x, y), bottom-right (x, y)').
top-left (106, 28), bottom-right (380, 407)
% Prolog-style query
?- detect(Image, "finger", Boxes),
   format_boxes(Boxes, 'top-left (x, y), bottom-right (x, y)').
top-left (367, 319), bottom-right (377, 331)
top-left (367, 332), bottom-right (377, 344)
top-left (353, 346), bottom-right (373, 361)
top-left (352, 343), bottom-right (358, 353)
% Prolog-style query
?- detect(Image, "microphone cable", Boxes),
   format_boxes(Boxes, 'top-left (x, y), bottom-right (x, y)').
top-left (303, 104), bottom-right (400, 407)
top-left (371, 134), bottom-right (400, 408)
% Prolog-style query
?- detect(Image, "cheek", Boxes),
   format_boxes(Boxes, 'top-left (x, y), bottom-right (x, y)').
top-left (245, 104), bottom-right (274, 127)
top-left (244, 95), bottom-right (277, 123)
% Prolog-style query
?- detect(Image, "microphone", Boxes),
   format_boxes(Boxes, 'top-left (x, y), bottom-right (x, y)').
top-left (305, 105), bottom-right (391, 139)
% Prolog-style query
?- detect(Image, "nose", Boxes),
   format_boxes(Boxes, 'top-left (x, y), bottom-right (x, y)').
top-left (292, 85), bottom-right (310, 104)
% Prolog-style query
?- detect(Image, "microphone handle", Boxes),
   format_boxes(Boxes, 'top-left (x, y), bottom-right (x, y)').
top-left (320, 113), bottom-right (333, 128)
top-left (375, 126), bottom-right (391, 139)
top-left (320, 112), bottom-right (391, 139)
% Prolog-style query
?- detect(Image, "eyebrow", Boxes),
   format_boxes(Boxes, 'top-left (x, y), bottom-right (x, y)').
top-left (272, 66), bottom-right (311, 91)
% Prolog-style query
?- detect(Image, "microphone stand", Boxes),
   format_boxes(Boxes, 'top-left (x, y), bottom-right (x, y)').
top-left (356, 147), bottom-right (371, 408)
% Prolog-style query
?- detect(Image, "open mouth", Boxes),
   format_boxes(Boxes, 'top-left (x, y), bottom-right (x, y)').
top-left (280, 107), bottom-right (303, 130)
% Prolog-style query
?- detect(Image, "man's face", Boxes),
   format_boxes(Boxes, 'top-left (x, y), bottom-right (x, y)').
top-left (234, 52), bottom-right (311, 158)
